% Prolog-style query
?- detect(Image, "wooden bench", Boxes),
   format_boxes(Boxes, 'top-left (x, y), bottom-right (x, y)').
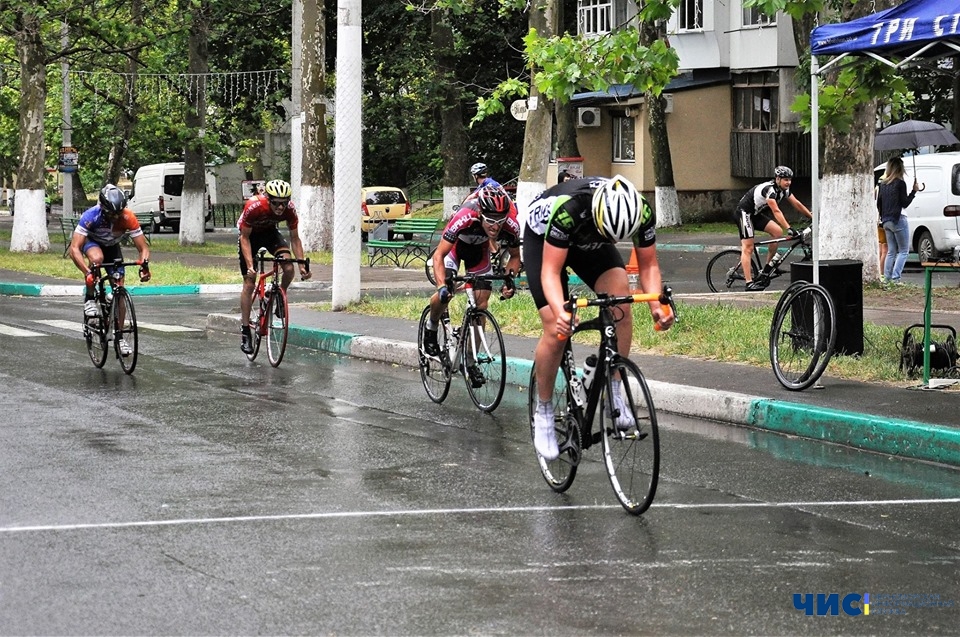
top-left (133, 212), bottom-right (154, 245)
top-left (367, 217), bottom-right (443, 268)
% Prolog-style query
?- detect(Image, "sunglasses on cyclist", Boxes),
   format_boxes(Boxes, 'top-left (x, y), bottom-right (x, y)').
top-left (481, 214), bottom-right (507, 227)
top-left (269, 198), bottom-right (290, 208)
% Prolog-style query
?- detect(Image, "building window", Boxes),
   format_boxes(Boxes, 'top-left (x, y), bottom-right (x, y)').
top-left (613, 116), bottom-right (636, 162)
top-left (742, 3), bottom-right (775, 27)
top-left (579, 0), bottom-right (613, 37)
top-left (678, 0), bottom-right (703, 30)
top-left (733, 72), bottom-right (779, 131)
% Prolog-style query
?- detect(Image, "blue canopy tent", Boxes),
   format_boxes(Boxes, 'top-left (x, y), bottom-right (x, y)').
top-left (808, 0), bottom-right (960, 283)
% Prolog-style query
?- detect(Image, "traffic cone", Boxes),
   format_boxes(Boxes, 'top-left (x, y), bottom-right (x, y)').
top-left (625, 250), bottom-right (639, 291)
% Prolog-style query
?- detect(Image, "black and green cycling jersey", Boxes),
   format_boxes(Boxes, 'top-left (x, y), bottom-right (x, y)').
top-left (524, 177), bottom-right (656, 250)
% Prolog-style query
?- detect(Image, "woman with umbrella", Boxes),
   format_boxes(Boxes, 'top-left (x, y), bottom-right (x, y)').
top-left (876, 156), bottom-right (919, 284)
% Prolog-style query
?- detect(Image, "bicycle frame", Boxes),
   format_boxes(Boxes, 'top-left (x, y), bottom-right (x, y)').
top-left (560, 288), bottom-right (676, 453)
top-left (441, 272), bottom-right (515, 371)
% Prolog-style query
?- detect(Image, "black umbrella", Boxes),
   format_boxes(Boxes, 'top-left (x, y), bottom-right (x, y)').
top-left (875, 119), bottom-right (960, 184)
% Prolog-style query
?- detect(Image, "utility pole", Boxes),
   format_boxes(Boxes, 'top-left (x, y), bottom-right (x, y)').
top-left (61, 21), bottom-right (73, 217)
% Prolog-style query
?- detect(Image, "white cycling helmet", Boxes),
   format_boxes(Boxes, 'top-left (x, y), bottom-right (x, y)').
top-left (591, 174), bottom-right (647, 241)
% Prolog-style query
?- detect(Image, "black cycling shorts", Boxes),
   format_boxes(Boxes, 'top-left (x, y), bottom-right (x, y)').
top-left (522, 225), bottom-right (624, 310)
top-left (734, 208), bottom-right (775, 241)
top-left (238, 228), bottom-right (290, 276)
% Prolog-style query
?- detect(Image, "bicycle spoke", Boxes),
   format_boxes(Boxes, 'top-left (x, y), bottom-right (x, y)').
top-left (266, 288), bottom-right (289, 367)
top-left (418, 307), bottom-right (451, 403)
top-left (112, 288), bottom-right (138, 375)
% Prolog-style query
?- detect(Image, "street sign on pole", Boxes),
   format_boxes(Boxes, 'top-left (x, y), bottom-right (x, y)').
top-left (510, 100), bottom-right (528, 121)
top-left (58, 146), bottom-right (78, 173)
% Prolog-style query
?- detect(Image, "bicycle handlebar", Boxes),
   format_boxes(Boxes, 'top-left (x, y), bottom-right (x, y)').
top-left (559, 285), bottom-right (676, 339)
top-left (256, 247), bottom-right (311, 277)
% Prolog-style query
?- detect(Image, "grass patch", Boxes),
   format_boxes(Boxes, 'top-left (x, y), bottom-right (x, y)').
top-left (318, 291), bottom-right (916, 386)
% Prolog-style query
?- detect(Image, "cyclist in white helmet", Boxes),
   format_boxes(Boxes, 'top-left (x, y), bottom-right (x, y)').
top-left (734, 165), bottom-right (813, 291)
top-left (523, 174), bottom-right (674, 460)
top-left (469, 162), bottom-right (502, 192)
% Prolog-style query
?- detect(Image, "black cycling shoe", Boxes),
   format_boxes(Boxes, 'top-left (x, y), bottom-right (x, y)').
top-left (467, 364), bottom-right (485, 388)
top-left (423, 328), bottom-right (440, 357)
top-left (745, 281), bottom-right (768, 292)
top-left (240, 329), bottom-right (254, 354)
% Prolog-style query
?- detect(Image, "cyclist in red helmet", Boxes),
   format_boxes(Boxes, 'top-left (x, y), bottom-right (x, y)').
top-left (421, 186), bottom-right (521, 362)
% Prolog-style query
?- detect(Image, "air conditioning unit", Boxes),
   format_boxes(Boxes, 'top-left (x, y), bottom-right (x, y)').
top-left (577, 107), bottom-right (601, 128)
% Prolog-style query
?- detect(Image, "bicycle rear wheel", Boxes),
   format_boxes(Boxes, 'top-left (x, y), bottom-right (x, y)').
top-left (463, 309), bottom-right (506, 412)
top-left (528, 361), bottom-right (579, 493)
top-left (418, 306), bottom-right (451, 403)
top-left (266, 287), bottom-right (289, 367)
top-left (770, 283), bottom-right (837, 391)
top-left (599, 358), bottom-right (659, 515)
top-left (111, 288), bottom-right (138, 375)
top-left (706, 249), bottom-right (759, 292)
top-left (84, 310), bottom-right (108, 369)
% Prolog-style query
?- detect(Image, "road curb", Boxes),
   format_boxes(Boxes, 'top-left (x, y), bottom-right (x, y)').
top-left (205, 313), bottom-right (960, 467)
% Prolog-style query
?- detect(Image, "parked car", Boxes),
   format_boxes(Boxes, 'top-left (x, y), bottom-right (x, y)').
top-left (127, 162), bottom-right (215, 233)
top-left (360, 186), bottom-right (411, 241)
top-left (875, 152), bottom-right (960, 262)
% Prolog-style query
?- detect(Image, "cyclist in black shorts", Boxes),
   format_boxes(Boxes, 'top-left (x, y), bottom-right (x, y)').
top-left (524, 175), bottom-right (674, 460)
top-left (735, 165), bottom-right (812, 291)
top-left (237, 179), bottom-right (311, 354)
top-left (422, 186), bottom-right (520, 364)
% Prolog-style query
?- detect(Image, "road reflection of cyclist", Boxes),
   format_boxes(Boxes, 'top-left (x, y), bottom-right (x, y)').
top-left (421, 186), bottom-right (521, 382)
top-left (69, 184), bottom-right (151, 357)
top-left (523, 175), bottom-right (673, 460)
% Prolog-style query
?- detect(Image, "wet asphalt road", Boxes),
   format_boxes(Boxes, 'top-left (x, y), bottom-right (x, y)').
top-left (1, 294), bottom-right (960, 635)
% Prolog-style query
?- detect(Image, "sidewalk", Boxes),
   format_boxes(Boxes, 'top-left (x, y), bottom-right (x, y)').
top-left (3, 233), bottom-right (960, 468)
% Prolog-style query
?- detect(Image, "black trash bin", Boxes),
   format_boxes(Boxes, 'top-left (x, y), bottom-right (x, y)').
top-left (790, 259), bottom-right (863, 356)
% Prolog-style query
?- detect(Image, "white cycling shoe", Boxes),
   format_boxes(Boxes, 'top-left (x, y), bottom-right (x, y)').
top-left (533, 399), bottom-right (559, 460)
top-left (118, 339), bottom-right (133, 357)
top-left (611, 380), bottom-right (636, 430)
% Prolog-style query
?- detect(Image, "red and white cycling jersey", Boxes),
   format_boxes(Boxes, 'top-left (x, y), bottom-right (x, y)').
top-left (238, 194), bottom-right (299, 232)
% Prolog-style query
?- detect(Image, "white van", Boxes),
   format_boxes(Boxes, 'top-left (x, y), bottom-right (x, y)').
top-left (127, 162), bottom-right (215, 232)
top-left (875, 152), bottom-right (960, 262)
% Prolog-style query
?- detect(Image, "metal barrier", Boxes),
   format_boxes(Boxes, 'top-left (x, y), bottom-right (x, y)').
top-left (210, 203), bottom-right (244, 228)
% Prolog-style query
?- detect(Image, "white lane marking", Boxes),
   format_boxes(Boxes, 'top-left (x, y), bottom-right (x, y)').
top-left (2, 498), bottom-right (959, 534)
top-left (33, 319), bottom-right (83, 332)
top-left (0, 324), bottom-right (46, 337)
top-left (138, 322), bottom-right (201, 333)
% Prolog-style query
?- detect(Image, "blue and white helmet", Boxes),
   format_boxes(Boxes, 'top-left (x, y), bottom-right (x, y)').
top-left (591, 174), bottom-right (645, 241)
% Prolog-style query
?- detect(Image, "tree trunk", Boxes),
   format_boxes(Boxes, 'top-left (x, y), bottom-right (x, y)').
top-left (299, 0), bottom-right (332, 251)
top-left (10, 9), bottom-right (49, 253)
top-left (432, 10), bottom-right (470, 218)
top-left (103, 0), bottom-right (141, 187)
top-left (515, 0), bottom-right (556, 219)
top-left (639, 20), bottom-right (680, 228)
top-left (819, 1), bottom-right (887, 279)
top-left (179, 0), bottom-right (210, 245)
top-left (553, 0), bottom-right (578, 163)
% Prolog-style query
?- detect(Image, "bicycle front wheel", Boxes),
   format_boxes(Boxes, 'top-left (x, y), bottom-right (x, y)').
top-left (418, 306), bottom-right (451, 403)
top-left (425, 247), bottom-right (437, 285)
top-left (84, 311), bottom-right (108, 369)
top-left (706, 249), bottom-right (759, 292)
top-left (246, 298), bottom-right (264, 362)
top-left (111, 288), bottom-right (138, 375)
top-left (463, 309), bottom-right (506, 412)
top-left (528, 361), bottom-right (579, 493)
top-left (769, 282), bottom-right (837, 391)
top-left (599, 358), bottom-right (659, 515)
top-left (266, 287), bottom-right (289, 367)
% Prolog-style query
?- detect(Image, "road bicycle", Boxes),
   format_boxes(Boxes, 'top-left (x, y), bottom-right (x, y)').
top-left (769, 280), bottom-right (837, 391)
top-left (529, 286), bottom-right (676, 515)
top-left (706, 226), bottom-right (812, 292)
top-left (83, 259), bottom-right (147, 375)
top-left (417, 272), bottom-right (515, 413)
top-left (246, 248), bottom-right (311, 367)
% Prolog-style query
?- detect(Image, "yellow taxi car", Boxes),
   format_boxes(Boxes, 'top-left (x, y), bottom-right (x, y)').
top-left (360, 186), bottom-right (411, 241)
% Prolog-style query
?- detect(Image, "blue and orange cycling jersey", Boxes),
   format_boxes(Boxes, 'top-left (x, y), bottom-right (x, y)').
top-left (75, 206), bottom-right (144, 247)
